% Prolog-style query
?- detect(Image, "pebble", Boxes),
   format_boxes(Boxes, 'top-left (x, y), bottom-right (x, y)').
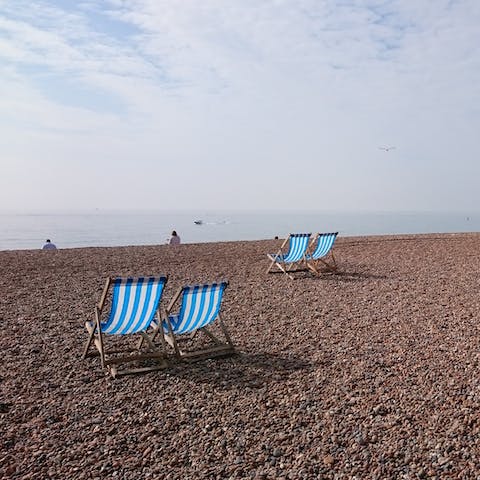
top-left (2, 235), bottom-right (480, 478)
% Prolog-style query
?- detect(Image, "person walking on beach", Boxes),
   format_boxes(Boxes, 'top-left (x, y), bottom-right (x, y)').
top-left (169, 231), bottom-right (181, 245)
top-left (42, 239), bottom-right (57, 250)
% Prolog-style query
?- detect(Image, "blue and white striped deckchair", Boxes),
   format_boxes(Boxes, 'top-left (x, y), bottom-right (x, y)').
top-left (82, 276), bottom-right (168, 377)
top-left (159, 281), bottom-right (235, 360)
top-left (306, 232), bottom-right (338, 274)
top-left (266, 233), bottom-right (311, 279)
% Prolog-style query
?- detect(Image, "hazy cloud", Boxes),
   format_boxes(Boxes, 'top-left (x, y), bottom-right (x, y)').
top-left (0, 0), bottom-right (479, 212)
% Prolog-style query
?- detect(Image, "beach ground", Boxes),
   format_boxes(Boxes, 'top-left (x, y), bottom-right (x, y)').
top-left (1, 234), bottom-right (480, 479)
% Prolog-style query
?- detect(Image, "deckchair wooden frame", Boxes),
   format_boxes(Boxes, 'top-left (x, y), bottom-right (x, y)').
top-left (266, 233), bottom-right (311, 280)
top-left (82, 276), bottom-right (168, 377)
top-left (157, 284), bottom-right (235, 361)
top-left (306, 232), bottom-right (338, 276)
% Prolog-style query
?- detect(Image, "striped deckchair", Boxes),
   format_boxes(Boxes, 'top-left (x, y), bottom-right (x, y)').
top-left (158, 281), bottom-right (235, 361)
top-left (266, 233), bottom-right (311, 279)
top-left (82, 276), bottom-right (168, 377)
top-left (306, 232), bottom-right (338, 274)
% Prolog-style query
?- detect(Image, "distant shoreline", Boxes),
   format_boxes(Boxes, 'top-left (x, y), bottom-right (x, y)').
top-left (1, 231), bottom-right (480, 253)
top-left (1, 210), bottom-right (479, 251)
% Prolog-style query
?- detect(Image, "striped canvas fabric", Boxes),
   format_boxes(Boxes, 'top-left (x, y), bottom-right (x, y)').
top-left (273, 233), bottom-right (311, 262)
top-left (101, 277), bottom-right (167, 335)
top-left (306, 232), bottom-right (338, 260)
top-left (165, 282), bottom-right (227, 335)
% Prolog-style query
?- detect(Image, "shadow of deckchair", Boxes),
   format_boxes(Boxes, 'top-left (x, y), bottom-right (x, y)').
top-left (163, 352), bottom-right (314, 390)
top-left (310, 271), bottom-right (389, 282)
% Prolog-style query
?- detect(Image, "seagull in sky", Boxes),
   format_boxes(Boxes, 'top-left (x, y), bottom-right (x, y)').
top-left (379, 146), bottom-right (396, 152)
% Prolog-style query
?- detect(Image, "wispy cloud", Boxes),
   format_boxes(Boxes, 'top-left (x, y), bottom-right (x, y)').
top-left (0, 0), bottom-right (479, 211)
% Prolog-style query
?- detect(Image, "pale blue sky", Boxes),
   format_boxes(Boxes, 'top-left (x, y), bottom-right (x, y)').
top-left (1, 0), bottom-right (479, 212)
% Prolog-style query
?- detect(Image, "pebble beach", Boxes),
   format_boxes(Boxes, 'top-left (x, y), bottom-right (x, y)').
top-left (2, 233), bottom-right (480, 479)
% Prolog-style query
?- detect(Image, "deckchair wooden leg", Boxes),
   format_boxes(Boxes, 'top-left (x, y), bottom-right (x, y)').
top-left (281, 263), bottom-right (295, 280)
top-left (94, 311), bottom-right (106, 369)
top-left (202, 327), bottom-right (223, 345)
top-left (164, 334), bottom-right (181, 357)
top-left (266, 256), bottom-right (276, 273)
top-left (218, 314), bottom-right (234, 346)
top-left (83, 306), bottom-right (105, 359)
top-left (82, 319), bottom-right (97, 359)
top-left (150, 311), bottom-right (169, 350)
top-left (110, 363), bottom-right (167, 378)
top-left (307, 262), bottom-right (320, 275)
top-left (318, 257), bottom-right (337, 272)
top-left (266, 238), bottom-right (289, 273)
top-left (302, 257), bottom-right (309, 271)
top-left (164, 318), bottom-right (181, 357)
top-left (267, 253), bottom-right (282, 274)
top-left (330, 251), bottom-right (337, 270)
top-left (157, 323), bottom-right (168, 351)
top-left (140, 332), bottom-right (157, 351)
top-left (307, 256), bottom-right (337, 275)
top-left (271, 259), bottom-right (294, 279)
top-left (139, 309), bottom-right (163, 349)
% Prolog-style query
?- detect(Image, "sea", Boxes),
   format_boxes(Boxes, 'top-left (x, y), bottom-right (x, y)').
top-left (1, 211), bottom-right (479, 251)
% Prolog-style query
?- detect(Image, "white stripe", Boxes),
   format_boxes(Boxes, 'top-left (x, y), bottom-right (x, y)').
top-left (133, 283), bottom-right (160, 333)
top-left (200, 287), bottom-right (219, 328)
top-left (124, 283), bottom-right (150, 334)
top-left (104, 281), bottom-right (127, 333)
top-left (172, 285), bottom-right (225, 334)
top-left (196, 286), bottom-right (213, 329)
top-left (176, 288), bottom-right (194, 332)
top-left (189, 289), bottom-right (204, 330)
top-left (116, 283), bottom-right (138, 334)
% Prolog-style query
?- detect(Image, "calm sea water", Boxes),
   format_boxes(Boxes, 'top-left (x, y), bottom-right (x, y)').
top-left (1, 211), bottom-right (479, 251)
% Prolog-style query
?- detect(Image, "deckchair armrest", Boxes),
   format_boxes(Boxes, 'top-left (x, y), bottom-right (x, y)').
top-left (97, 277), bottom-right (112, 311)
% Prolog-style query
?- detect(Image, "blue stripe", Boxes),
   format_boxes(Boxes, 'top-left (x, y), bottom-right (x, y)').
top-left (194, 284), bottom-right (208, 330)
top-left (137, 277), bottom-right (156, 331)
top-left (307, 233), bottom-right (337, 260)
top-left (205, 283), bottom-right (224, 328)
top-left (103, 278), bottom-right (128, 333)
top-left (112, 278), bottom-right (133, 334)
top-left (165, 314), bottom-right (179, 333)
top-left (169, 282), bottom-right (227, 334)
top-left (120, 277), bottom-right (145, 334)
top-left (177, 286), bottom-right (190, 333)
top-left (142, 277), bottom-right (166, 332)
top-left (177, 285), bottom-right (190, 328)
top-left (101, 278), bottom-right (122, 332)
top-left (125, 278), bottom-right (154, 333)
top-left (196, 284), bottom-right (216, 330)
top-left (183, 285), bottom-right (199, 333)
top-left (201, 283), bottom-right (218, 328)
top-left (284, 234), bottom-right (310, 262)
top-left (269, 234), bottom-right (310, 263)
top-left (101, 276), bottom-right (167, 335)
top-left (149, 278), bottom-right (165, 328)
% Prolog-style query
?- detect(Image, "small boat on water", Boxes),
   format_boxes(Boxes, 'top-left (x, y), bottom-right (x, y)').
top-left (194, 220), bottom-right (203, 225)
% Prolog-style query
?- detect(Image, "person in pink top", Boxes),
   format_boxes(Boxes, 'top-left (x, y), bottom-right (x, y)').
top-left (169, 231), bottom-right (181, 245)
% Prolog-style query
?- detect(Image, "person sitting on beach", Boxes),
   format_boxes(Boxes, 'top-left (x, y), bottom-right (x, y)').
top-left (169, 231), bottom-right (181, 245)
top-left (42, 239), bottom-right (57, 250)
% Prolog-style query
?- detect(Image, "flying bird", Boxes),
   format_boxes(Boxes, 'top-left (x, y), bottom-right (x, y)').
top-left (379, 146), bottom-right (396, 151)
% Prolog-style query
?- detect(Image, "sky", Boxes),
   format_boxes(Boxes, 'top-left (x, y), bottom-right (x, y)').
top-left (0, 0), bottom-right (479, 213)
